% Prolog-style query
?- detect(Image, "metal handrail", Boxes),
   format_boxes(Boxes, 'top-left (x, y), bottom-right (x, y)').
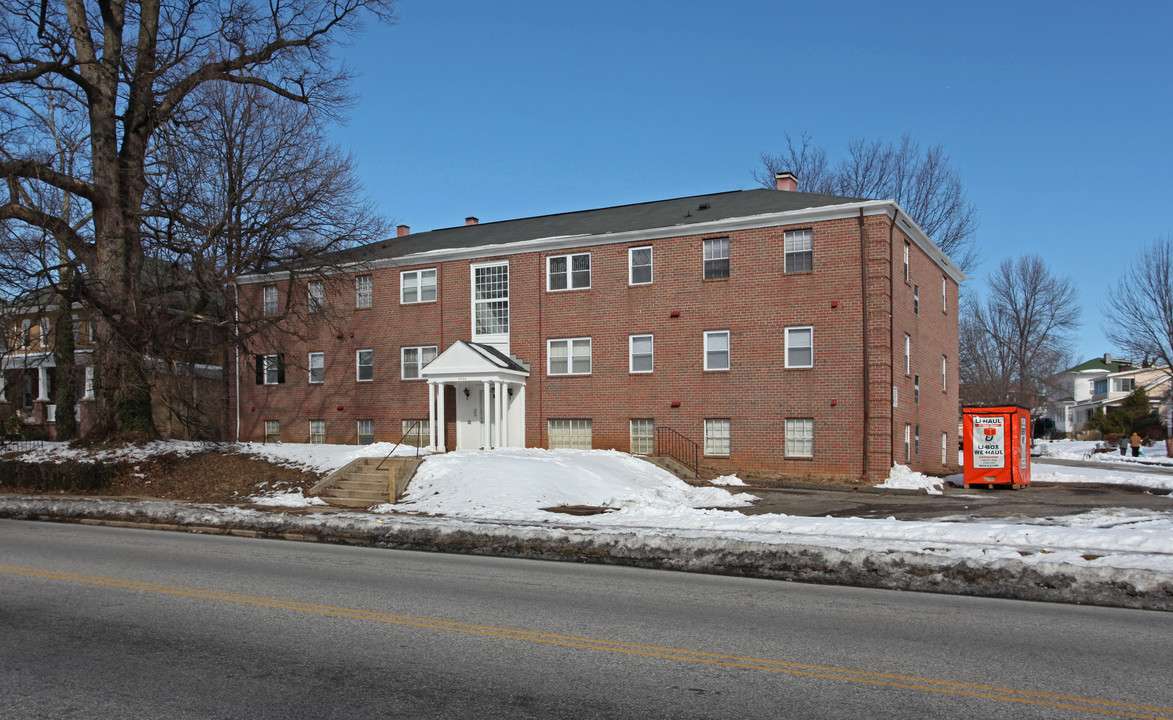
top-left (655, 426), bottom-right (699, 477)
top-left (376, 420), bottom-right (423, 471)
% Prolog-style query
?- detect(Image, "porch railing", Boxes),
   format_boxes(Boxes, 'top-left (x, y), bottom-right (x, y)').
top-left (655, 426), bottom-right (699, 477)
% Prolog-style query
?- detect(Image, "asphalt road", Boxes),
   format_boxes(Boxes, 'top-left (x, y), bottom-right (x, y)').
top-left (2, 519), bottom-right (1171, 719)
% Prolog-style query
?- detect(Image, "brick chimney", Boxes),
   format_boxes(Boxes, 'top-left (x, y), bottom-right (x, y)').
top-left (397, 224), bottom-right (410, 237)
top-left (465, 216), bottom-right (479, 226)
top-left (775, 172), bottom-right (798, 192)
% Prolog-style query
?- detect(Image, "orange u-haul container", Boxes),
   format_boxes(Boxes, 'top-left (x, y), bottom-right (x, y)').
top-left (962, 405), bottom-right (1031, 489)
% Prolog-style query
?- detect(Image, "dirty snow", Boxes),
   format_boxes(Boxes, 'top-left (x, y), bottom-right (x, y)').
top-left (875, 464), bottom-right (944, 495)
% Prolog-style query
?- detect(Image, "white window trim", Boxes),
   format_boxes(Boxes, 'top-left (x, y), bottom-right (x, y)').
top-left (629, 334), bottom-right (654, 374)
top-left (308, 352), bottom-right (324, 384)
top-left (471, 261), bottom-right (510, 345)
top-left (355, 274), bottom-right (373, 309)
top-left (784, 228), bottom-right (813, 273)
top-left (356, 349), bottom-right (374, 382)
top-left (942, 276), bottom-right (948, 312)
top-left (703, 418), bottom-right (731, 457)
top-left (703, 330), bottom-right (730, 371)
top-left (357, 419), bottom-right (375, 445)
top-left (785, 418), bottom-right (815, 458)
top-left (904, 333), bottom-right (911, 375)
top-left (913, 285), bottom-right (920, 315)
top-left (785, 326), bottom-right (814, 369)
top-left (307, 280), bottom-right (324, 313)
top-left (629, 419), bottom-right (654, 455)
top-left (546, 252), bottom-right (591, 291)
top-left (629, 246), bottom-right (653, 285)
top-left (263, 285), bottom-right (278, 316)
top-left (547, 337), bottom-right (592, 376)
top-left (400, 268), bottom-right (437, 304)
top-left (401, 345), bottom-right (438, 380)
top-left (702, 237), bottom-right (730, 279)
top-left (309, 420), bottom-right (326, 444)
top-left (263, 354), bottom-right (281, 385)
top-left (942, 355), bottom-right (948, 391)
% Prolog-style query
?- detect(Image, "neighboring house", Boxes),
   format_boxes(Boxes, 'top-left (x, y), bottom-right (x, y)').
top-left (231, 174), bottom-right (964, 482)
top-left (1045, 354), bottom-right (1170, 435)
top-left (0, 290), bottom-right (224, 440)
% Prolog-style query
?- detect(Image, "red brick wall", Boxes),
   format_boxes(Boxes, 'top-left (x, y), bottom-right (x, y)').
top-left (232, 212), bottom-right (960, 482)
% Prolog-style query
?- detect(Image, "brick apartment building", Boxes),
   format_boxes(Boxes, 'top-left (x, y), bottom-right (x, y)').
top-left (232, 174), bottom-right (963, 481)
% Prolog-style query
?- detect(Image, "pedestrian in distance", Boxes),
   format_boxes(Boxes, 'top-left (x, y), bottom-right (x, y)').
top-left (1130, 432), bottom-right (1142, 457)
top-left (1118, 435), bottom-right (1128, 456)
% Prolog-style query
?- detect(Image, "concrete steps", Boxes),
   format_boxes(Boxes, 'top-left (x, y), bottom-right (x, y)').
top-left (643, 455), bottom-right (699, 482)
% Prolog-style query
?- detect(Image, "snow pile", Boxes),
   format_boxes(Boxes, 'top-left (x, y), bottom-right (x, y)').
top-left (387, 448), bottom-right (756, 521)
top-left (875, 464), bottom-right (945, 494)
top-left (250, 488), bottom-right (328, 507)
top-left (238, 441), bottom-right (430, 476)
top-left (710, 474), bottom-right (748, 486)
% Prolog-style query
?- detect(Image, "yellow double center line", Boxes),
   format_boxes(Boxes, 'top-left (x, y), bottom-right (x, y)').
top-left (3, 564), bottom-right (1170, 719)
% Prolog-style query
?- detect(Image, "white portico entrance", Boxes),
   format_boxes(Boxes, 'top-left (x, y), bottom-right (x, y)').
top-left (420, 341), bottom-right (529, 451)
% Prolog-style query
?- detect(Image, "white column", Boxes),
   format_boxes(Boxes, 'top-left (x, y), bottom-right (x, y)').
top-left (482, 381), bottom-right (491, 449)
top-left (427, 382), bottom-right (437, 449)
top-left (37, 366), bottom-right (50, 401)
top-left (84, 367), bottom-right (95, 400)
top-left (496, 381), bottom-right (506, 449)
top-left (436, 383), bottom-right (446, 451)
top-left (0, 373), bottom-right (7, 402)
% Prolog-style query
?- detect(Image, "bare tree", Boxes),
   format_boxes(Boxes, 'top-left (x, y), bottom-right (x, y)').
top-left (755, 133), bottom-right (980, 273)
top-left (1103, 236), bottom-right (1173, 373)
top-left (961, 255), bottom-right (1080, 407)
top-left (0, 0), bottom-right (395, 436)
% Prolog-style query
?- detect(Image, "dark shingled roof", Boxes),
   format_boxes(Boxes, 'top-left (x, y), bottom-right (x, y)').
top-left (322, 188), bottom-right (870, 266)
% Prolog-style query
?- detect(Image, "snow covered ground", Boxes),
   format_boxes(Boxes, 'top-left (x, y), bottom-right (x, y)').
top-left (6, 439), bottom-right (1172, 583)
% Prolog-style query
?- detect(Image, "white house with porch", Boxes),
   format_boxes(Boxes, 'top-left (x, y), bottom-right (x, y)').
top-left (421, 341), bottom-right (530, 451)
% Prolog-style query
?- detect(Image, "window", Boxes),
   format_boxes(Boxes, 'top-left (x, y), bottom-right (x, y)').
top-left (473, 262), bottom-right (509, 339)
top-left (1094, 379), bottom-right (1108, 395)
top-left (308, 352), bottom-right (324, 384)
top-left (904, 423), bottom-right (912, 463)
top-left (703, 238), bottom-right (729, 279)
top-left (89, 318), bottom-right (97, 344)
top-left (942, 355), bottom-right (948, 391)
top-left (914, 285), bottom-right (920, 315)
top-left (548, 419), bottom-right (592, 450)
top-left (914, 375), bottom-right (920, 404)
top-left (903, 241), bottom-right (910, 282)
top-left (357, 419), bottom-right (374, 445)
top-left (630, 334), bottom-right (653, 373)
top-left (39, 317), bottom-right (50, 347)
top-left (1113, 378), bottom-right (1136, 392)
top-left (892, 386), bottom-right (898, 408)
top-left (309, 420), bottom-right (326, 444)
top-left (629, 247), bottom-right (653, 285)
top-left (401, 345), bottom-right (438, 380)
top-left (547, 253), bottom-right (591, 291)
top-left (942, 432), bottom-right (949, 465)
top-left (785, 418), bottom-right (814, 458)
top-left (401, 420), bottom-right (431, 446)
top-left (704, 330), bottom-right (730, 371)
top-left (784, 229), bottom-right (813, 273)
top-left (264, 420), bottom-right (280, 444)
top-left (548, 338), bottom-right (591, 375)
top-left (704, 418), bottom-right (731, 456)
top-left (356, 349), bottom-right (373, 382)
top-left (401, 269), bottom-right (437, 304)
top-left (915, 424), bottom-right (920, 457)
top-left (263, 285), bottom-right (278, 316)
top-left (630, 419), bottom-right (654, 455)
top-left (904, 334), bottom-right (911, 375)
top-left (308, 280), bottom-right (324, 313)
top-left (255, 354), bottom-right (285, 385)
top-left (19, 319), bottom-right (31, 348)
top-left (355, 274), bottom-right (373, 308)
top-left (785, 326), bottom-right (813, 368)
top-left (942, 276), bottom-right (948, 312)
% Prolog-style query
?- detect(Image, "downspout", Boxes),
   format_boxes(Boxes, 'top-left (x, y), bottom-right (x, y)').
top-left (858, 209), bottom-right (869, 482)
top-left (888, 209), bottom-right (898, 470)
top-left (233, 281), bottom-right (240, 443)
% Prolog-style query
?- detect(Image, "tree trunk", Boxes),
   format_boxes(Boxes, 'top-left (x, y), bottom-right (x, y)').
top-left (52, 288), bottom-right (78, 440)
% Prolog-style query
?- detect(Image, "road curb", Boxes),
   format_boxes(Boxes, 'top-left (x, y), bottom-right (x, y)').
top-left (3, 498), bottom-right (1171, 612)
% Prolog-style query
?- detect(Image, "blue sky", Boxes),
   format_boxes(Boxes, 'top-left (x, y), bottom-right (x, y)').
top-left (328, 1), bottom-right (1173, 363)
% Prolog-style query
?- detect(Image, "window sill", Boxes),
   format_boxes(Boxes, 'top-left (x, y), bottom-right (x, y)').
top-left (701, 277), bottom-right (730, 283)
top-left (400, 300), bottom-right (438, 306)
